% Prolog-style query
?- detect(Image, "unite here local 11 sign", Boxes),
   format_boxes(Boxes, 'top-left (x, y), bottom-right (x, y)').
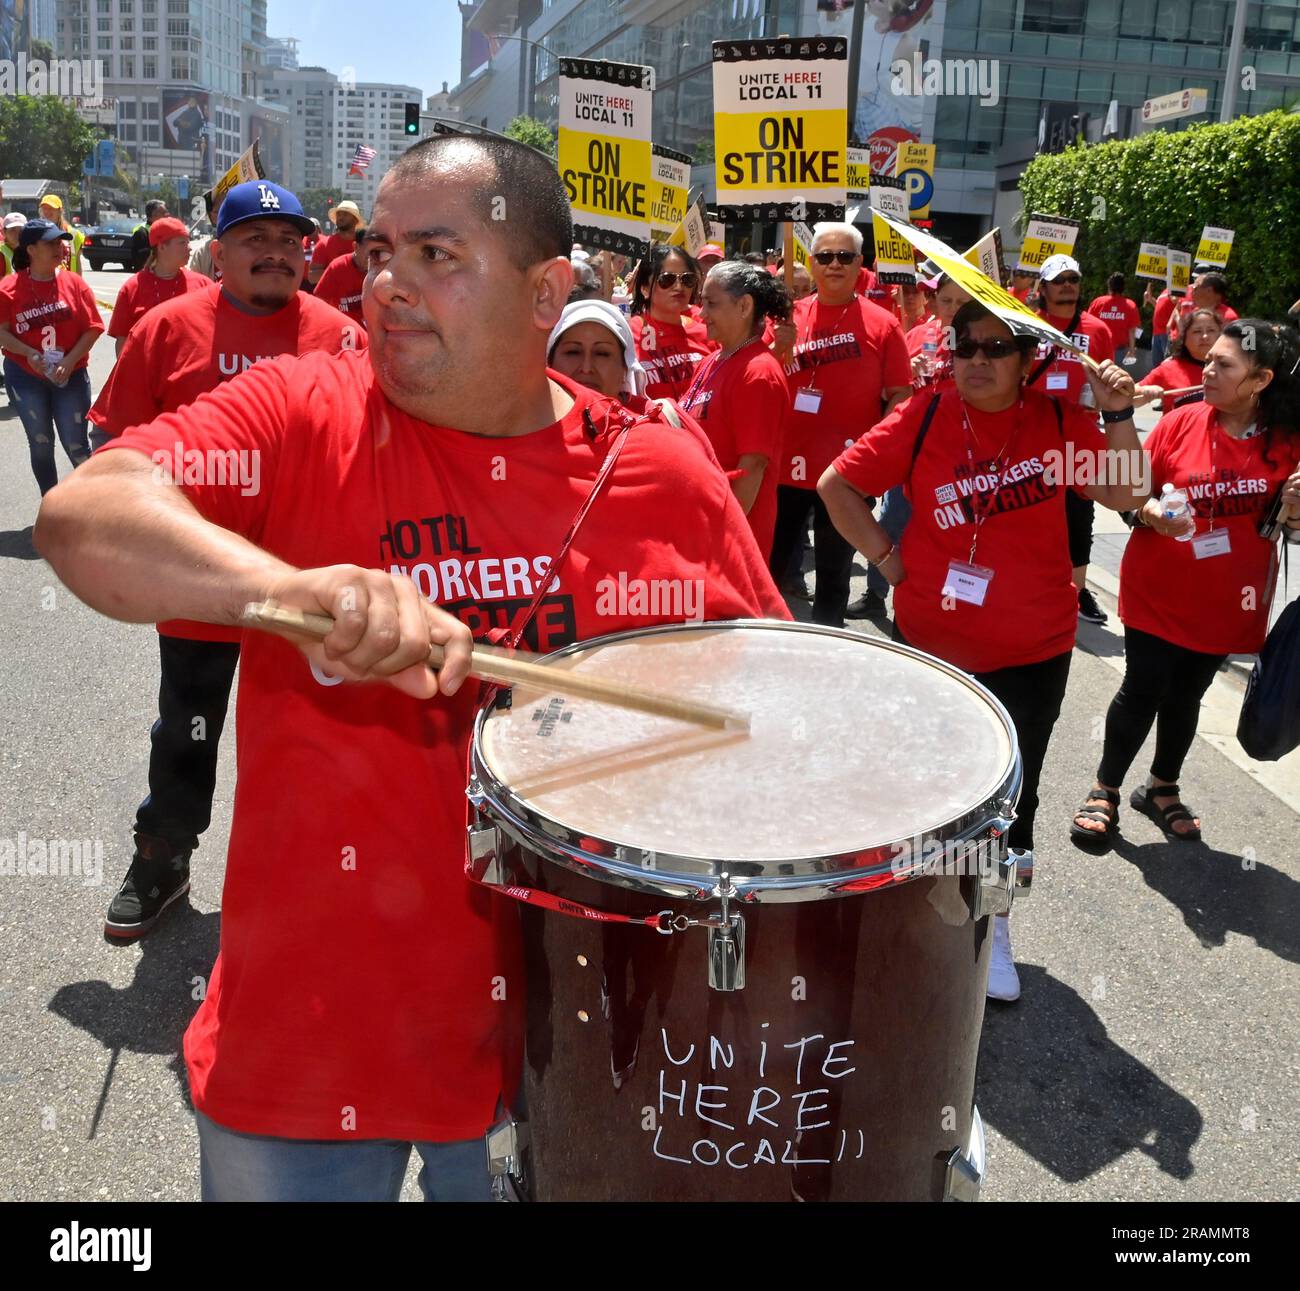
top-left (712, 37), bottom-right (848, 223)
top-left (1016, 214), bottom-right (1080, 275)
top-left (558, 59), bottom-right (654, 256)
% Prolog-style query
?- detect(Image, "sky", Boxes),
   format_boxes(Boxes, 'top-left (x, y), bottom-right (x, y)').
top-left (268, 0), bottom-right (466, 102)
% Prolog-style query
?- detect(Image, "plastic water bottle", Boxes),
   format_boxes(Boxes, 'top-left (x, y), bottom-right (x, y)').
top-left (1161, 483), bottom-right (1196, 541)
top-left (921, 338), bottom-right (938, 379)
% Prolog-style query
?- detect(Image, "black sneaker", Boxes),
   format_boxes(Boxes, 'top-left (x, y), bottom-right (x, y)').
top-left (780, 576), bottom-right (813, 601)
top-left (845, 590), bottom-right (888, 619)
top-left (1077, 588), bottom-right (1108, 624)
top-left (104, 834), bottom-right (192, 941)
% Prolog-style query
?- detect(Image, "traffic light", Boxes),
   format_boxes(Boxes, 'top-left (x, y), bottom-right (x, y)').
top-left (404, 102), bottom-right (420, 136)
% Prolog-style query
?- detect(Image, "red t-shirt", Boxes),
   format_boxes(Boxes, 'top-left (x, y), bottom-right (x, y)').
top-left (1088, 294), bottom-right (1140, 353)
top-left (313, 252), bottom-right (366, 324)
top-left (101, 359), bottom-right (786, 1142)
top-left (1010, 284), bottom-right (1033, 303)
top-left (833, 388), bottom-right (1108, 673)
top-left (0, 268), bottom-right (103, 379)
top-left (1168, 298), bottom-right (1239, 340)
top-left (90, 282), bottom-right (366, 643)
top-left (1120, 403), bottom-right (1299, 655)
top-left (107, 266), bottom-right (206, 339)
top-left (1151, 290), bottom-right (1176, 337)
top-left (1029, 309), bottom-right (1115, 405)
top-left (781, 293), bottom-right (911, 487)
top-left (630, 312), bottom-right (716, 401)
top-left (1144, 356), bottom-right (1204, 412)
top-left (680, 341), bottom-right (790, 558)
top-left (310, 232), bottom-right (356, 271)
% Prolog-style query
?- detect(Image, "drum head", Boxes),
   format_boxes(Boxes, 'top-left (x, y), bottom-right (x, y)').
top-left (476, 623), bottom-right (1017, 874)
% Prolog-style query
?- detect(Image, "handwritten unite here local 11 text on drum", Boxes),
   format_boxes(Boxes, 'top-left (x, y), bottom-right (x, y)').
top-left (651, 1027), bottom-right (866, 1170)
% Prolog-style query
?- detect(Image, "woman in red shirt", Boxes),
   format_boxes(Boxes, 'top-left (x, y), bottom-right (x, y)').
top-left (1133, 308), bottom-right (1221, 413)
top-left (628, 245), bottom-right (715, 400)
top-left (546, 298), bottom-right (648, 408)
top-left (819, 300), bottom-right (1146, 1002)
top-left (0, 219), bottom-right (104, 497)
top-left (1072, 320), bottom-right (1300, 848)
top-left (682, 260), bottom-right (793, 558)
top-left (107, 216), bottom-right (204, 357)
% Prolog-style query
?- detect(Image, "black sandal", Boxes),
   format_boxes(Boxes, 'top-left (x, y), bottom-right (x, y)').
top-left (1070, 786), bottom-right (1121, 851)
top-left (1130, 783), bottom-right (1202, 843)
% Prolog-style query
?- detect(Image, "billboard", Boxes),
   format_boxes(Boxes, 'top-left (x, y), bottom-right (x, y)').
top-left (0, 0), bottom-right (31, 64)
top-left (247, 113), bottom-right (286, 184)
top-left (814, 0), bottom-right (942, 158)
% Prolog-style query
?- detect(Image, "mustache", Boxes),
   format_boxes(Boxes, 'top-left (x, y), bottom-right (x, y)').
top-left (378, 309), bottom-right (436, 331)
top-left (251, 260), bottom-right (295, 274)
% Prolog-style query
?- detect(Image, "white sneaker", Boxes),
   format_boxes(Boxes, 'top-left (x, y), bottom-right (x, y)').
top-left (987, 916), bottom-right (1021, 1002)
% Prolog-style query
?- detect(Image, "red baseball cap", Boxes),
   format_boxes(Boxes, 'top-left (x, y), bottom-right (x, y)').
top-left (149, 216), bottom-right (190, 247)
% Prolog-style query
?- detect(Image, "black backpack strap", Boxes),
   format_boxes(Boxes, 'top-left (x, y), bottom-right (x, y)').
top-left (1025, 307), bottom-right (1082, 388)
top-left (1052, 395), bottom-right (1063, 437)
top-left (908, 391), bottom-right (945, 476)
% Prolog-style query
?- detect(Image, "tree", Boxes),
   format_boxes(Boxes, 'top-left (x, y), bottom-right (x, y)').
top-left (692, 137), bottom-right (715, 166)
top-left (0, 96), bottom-right (98, 183)
top-left (1019, 110), bottom-right (1300, 321)
top-left (298, 186), bottom-right (345, 224)
top-left (502, 115), bottom-right (555, 157)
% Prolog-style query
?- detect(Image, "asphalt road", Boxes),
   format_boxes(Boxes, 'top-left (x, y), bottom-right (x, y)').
top-left (0, 271), bottom-right (1296, 1202)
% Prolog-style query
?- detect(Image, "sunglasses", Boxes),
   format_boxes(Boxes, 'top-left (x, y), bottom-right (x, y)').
top-left (953, 338), bottom-right (1023, 360)
top-left (656, 271), bottom-right (697, 289)
top-left (812, 250), bottom-right (859, 266)
top-left (1049, 275), bottom-right (1081, 286)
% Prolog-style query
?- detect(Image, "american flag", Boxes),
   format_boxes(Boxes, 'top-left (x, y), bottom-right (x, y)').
top-left (348, 143), bottom-right (378, 177)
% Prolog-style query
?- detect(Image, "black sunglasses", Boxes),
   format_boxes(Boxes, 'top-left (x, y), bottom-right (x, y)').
top-left (1049, 275), bottom-right (1082, 286)
top-left (953, 338), bottom-right (1023, 360)
top-left (656, 271), bottom-right (697, 289)
top-left (812, 250), bottom-right (858, 266)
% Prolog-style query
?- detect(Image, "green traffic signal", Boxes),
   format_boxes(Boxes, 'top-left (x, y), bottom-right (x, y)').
top-left (404, 103), bottom-right (420, 135)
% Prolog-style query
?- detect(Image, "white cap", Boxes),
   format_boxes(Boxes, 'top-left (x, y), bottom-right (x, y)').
top-left (1039, 253), bottom-right (1081, 281)
top-left (546, 300), bottom-right (647, 399)
top-left (570, 249), bottom-right (590, 263)
top-left (3, 212), bottom-right (27, 229)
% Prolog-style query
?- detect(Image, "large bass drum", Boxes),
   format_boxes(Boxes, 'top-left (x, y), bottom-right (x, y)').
top-left (467, 621), bottom-right (1021, 1202)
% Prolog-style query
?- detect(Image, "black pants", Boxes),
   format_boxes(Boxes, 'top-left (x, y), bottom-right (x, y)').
top-left (1066, 490), bottom-right (1094, 569)
top-left (134, 636), bottom-right (241, 854)
top-left (770, 484), bottom-right (856, 627)
top-left (893, 624), bottom-right (1071, 852)
top-left (1097, 627), bottom-right (1225, 787)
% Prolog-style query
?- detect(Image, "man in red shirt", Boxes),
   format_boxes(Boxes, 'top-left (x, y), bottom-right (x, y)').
top-left (1168, 271), bottom-right (1239, 341)
top-left (1031, 253), bottom-right (1115, 625)
top-left (770, 222), bottom-right (912, 627)
top-left (35, 134), bottom-right (783, 1201)
top-left (86, 179), bottom-right (366, 944)
top-left (1088, 272), bottom-right (1140, 365)
top-left (307, 198), bottom-right (364, 286)
top-left (1145, 281), bottom-right (1178, 365)
top-left (313, 233), bottom-right (366, 324)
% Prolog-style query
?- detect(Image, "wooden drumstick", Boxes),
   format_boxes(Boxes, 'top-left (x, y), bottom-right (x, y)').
top-left (241, 600), bottom-right (752, 732)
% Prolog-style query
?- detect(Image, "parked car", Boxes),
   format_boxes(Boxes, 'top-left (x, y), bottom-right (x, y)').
top-left (81, 217), bottom-right (146, 272)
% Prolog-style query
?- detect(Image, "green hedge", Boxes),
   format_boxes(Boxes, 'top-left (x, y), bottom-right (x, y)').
top-left (1018, 110), bottom-right (1300, 322)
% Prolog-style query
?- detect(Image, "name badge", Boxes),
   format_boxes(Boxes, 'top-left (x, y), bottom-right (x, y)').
top-left (794, 387), bottom-right (823, 414)
top-left (1192, 529), bottom-right (1231, 559)
top-left (1045, 372), bottom-right (1069, 391)
top-left (943, 560), bottom-right (995, 607)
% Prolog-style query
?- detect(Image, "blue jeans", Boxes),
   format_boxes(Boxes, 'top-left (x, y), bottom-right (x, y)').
top-left (1151, 333), bottom-right (1168, 366)
top-left (196, 1111), bottom-right (492, 1201)
top-left (4, 359), bottom-right (91, 495)
top-left (866, 485), bottom-right (912, 596)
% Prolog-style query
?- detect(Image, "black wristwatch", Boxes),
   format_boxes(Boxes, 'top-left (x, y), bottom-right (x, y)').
top-left (1101, 406), bottom-right (1135, 424)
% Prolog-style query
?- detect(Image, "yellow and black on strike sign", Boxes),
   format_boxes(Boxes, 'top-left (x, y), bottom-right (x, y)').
top-left (712, 37), bottom-right (847, 222)
top-left (648, 145), bottom-right (691, 243)
top-left (558, 58), bottom-right (654, 256)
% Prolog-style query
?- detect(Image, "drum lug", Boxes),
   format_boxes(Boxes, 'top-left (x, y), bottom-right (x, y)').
top-left (944, 1106), bottom-right (986, 1202)
top-left (970, 853), bottom-right (1016, 920)
top-left (466, 817), bottom-right (507, 887)
top-left (708, 915), bottom-right (746, 992)
top-left (707, 875), bottom-right (745, 992)
top-left (485, 1114), bottom-right (530, 1202)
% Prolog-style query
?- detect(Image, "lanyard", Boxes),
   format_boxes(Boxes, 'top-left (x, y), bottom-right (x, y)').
top-left (1206, 415), bottom-right (1262, 532)
top-left (959, 398), bottom-right (1022, 564)
top-left (681, 333), bottom-right (761, 409)
top-left (798, 294), bottom-right (857, 377)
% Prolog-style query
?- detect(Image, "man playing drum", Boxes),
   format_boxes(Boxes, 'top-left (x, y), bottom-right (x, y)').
top-left (35, 134), bottom-right (786, 1202)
